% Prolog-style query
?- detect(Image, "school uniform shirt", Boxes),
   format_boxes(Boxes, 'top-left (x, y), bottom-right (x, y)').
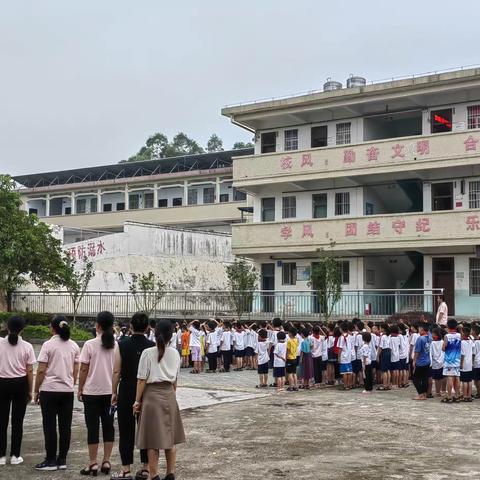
top-left (256, 341), bottom-right (270, 365)
top-left (268, 329), bottom-right (281, 347)
top-left (137, 346), bottom-right (180, 384)
top-left (206, 332), bottom-right (218, 354)
top-left (398, 335), bottom-right (408, 360)
top-left (168, 331), bottom-right (177, 348)
top-left (250, 330), bottom-right (259, 351)
top-left (473, 340), bottom-right (480, 369)
top-left (379, 334), bottom-right (390, 350)
top-left (338, 334), bottom-right (352, 364)
top-left (355, 333), bottom-right (364, 361)
top-left (369, 334), bottom-right (378, 362)
top-left (444, 332), bottom-right (462, 368)
top-left (430, 340), bottom-right (445, 370)
top-left (321, 336), bottom-right (328, 361)
top-left (390, 335), bottom-right (401, 362)
top-left (296, 333), bottom-right (303, 357)
top-left (188, 327), bottom-right (201, 348)
top-left (327, 335), bottom-right (335, 349)
top-left (220, 331), bottom-right (232, 351)
top-left (0, 336), bottom-right (36, 378)
top-left (461, 338), bottom-right (474, 372)
top-left (409, 332), bottom-right (419, 359)
top-left (233, 331), bottom-right (246, 350)
top-left (215, 327), bottom-right (223, 346)
top-left (349, 334), bottom-right (356, 362)
top-left (245, 330), bottom-right (255, 349)
top-left (273, 342), bottom-right (287, 367)
top-left (414, 335), bottom-right (431, 367)
top-left (37, 335), bottom-right (80, 392)
top-left (360, 344), bottom-right (371, 366)
top-left (310, 335), bottom-right (323, 359)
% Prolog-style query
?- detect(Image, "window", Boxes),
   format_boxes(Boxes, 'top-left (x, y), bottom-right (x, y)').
top-left (282, 196), bottom-right (296, 219)
top-left (172, 197), bottom-right (182, 206)
top-left (366, 269), bottom-right (375, 286)
top-left (220, 193), bottom-right (229, 203)
top-left (261, 197), bottom-right (275, 222)
top-left (233, 188), bottom-right (247, 201)
top-left (311, 125), bottom-right (328, 148)
top-left (129, 194), bottom-right (140, 210)
top-left (144, 192), bottom-right (154, 209)
top-left (282, 262), bottom-right (297, 285)
top-left (468, 106), bottom-right (480, 130)
top-left (203, 187), bottom-right (215, 204)
top-left (158, 199), bottom-right (168, 208)
top-left (90, 198), bottom-right (98, 213)
top-left (29, 208), bottom-right (38, 215)
top-left (76, 198), bottom-right (86, 214)
top-left (470, 258), bottom-right (480, 295)
top-left (261, 132), bottom-right (276, 153)
top-left (116, 202), bottom-right (125, 211)
top-left (365, 202), bottom-right (374, 215)
top-left (284, 129), bottom-right (298, 151)
top-left (339, 261), bottom-right (350, 284)
top-left (469, 181), bottom-right (480, 208)
top-left (65, 207), bottom-right (71, 215)
top-left (431, 109), bottom-right (452, 134)
top-left (103, 203), bottom-right (112, 212)
top-left (431, 182), bottom-right (453, 211)
top-left (335, 192), bottom-right (350, 215)
top-left (188, 189), bottom-right (198, 205)
top-left (312, 193), bottom-right (327, 218)
top-left (336, 122), bottom-right (351, 145)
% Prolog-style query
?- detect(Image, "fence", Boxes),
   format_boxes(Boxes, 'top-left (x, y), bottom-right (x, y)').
top-left (12, 289), bottom-right (443, 321)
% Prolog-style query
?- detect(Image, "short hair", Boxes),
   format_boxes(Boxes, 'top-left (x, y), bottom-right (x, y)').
top-left (192, 320), bottom-right (200, 330)
top-left (362, 331), bottom-right (371, 343)
top-left (438, 294), bottom-right (445, 302)
top-left (462, 325), bottom-right (471, 337)
top-left (418, 322), bottom-right (429, 333)
top-left (340, 322), bottom-right (350, 333)
top-left (447, 318), bottom-right (458, 330)
top-left (289, 327), bottom-right (298, 337)
top-left (431, 327), bottom-right (443, 339)
top-left (472, 325), bottom-right (480, 336)
top-left (312, 326), bottom-right (320, 335)
top-left (277, 331), bottom-right (287, 341)
top-left (301, 328), bottom-right (310, 338)
top-left (258, 329), bottom-right (268, 339)
top-left (131, 312), bottom-right (149, 333)
top-left (272, 317), bottom-right (283, 328)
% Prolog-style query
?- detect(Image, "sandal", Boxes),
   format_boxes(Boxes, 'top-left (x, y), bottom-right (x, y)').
top-left (441, 397), bottom-right (452, 403)
top-left (101, 461), bottom-right (111, 475)
top-left (111, 471), bottom-right (132, 480)
top-left (80, 463), bottom-right (99, 476)
top-left (135, 469), bottom-right (149, 480)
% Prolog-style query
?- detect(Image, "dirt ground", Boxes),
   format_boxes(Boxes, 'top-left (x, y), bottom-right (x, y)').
top-left (4, 371), bottom-right (480, 480)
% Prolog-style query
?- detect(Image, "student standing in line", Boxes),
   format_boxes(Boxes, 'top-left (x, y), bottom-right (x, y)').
top-left (442, 319), bottom-right (462, 403)
top-left (111, 313), bottom-right (154, 480)
top-left (412, 323), bottom-right (432, 401)
top-left (78, 311), bottom-right (118, 476)
top-left (460, 325), bottom-right (474, 402)
top-left (219, 321), bottom-right (233, 373)
top-left (33, 315), bottom-right (80, 471)
top-left (0, 315), bottom-right (35, 467)
top-left (361, 332), bottom-right (373, 394)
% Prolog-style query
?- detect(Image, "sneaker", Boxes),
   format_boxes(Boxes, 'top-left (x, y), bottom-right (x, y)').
top-left (11, 456), bottom-right (24, 465)
top-left (0, 457), bottom-right (6, 466)
top-left (57, 458), bottom-right (67, 470)
top-left (35, 459), bottom-right (58, 471)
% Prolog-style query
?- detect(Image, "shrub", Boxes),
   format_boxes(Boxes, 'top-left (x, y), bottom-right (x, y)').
top-left (0, 311), bottom-right (50, 326)
top-left (22, 325), bottom-right (92, 342)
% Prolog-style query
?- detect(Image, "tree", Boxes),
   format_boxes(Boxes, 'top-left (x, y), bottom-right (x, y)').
top-left (308, 248), bottom-right (342, 322)
top-left (225, 259), bottom-right (258, 322)
top-left (233, 141), bottom-right (254, 150)
top-left (206, 133), bottom-right (224, 152)
top-left (129, 272), bottom-right (166, 317)
top-left (62, 255), bottom-right (95, 326)
top-left (0, 175), bottom-right (69, 310)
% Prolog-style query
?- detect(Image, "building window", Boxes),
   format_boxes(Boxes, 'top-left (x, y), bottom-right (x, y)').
top-left (129, 194), bottom-right (140, 210)
top-left (431, 182), bottom-right (453, 211)
top-left (116, 202), bottom-right (125, 211)
top-left (90, 198), bottom-right (98, 213)
top-left (282, 196), bottom-right (296, 219)
top-left (233, 188), bottom-right (247, 201)
top-left (261, 197), bottom-right (275, 222)
top-left (144, 192), bottom-right (154, 209)
top-left (172, 197), bottom-right (182, 206)
top-left (469, 180), bottom-right (480, 208)
top-left (431, 109), bottom-right (452, 134)
top-left (468, 106), bottom-right (480, 130)
top-left (366, 269), bottom-right (375, 285)
top-left (336, 122), bottom-right (351, 145)
top-left (284, 129), bottom-right (298, 151)
top-left (103, 203), bottom-right (112, 212)
top-left (29, 208), bottom-right (38, 215)
top-left (470, 258), bottom-right (480, 295)
top-left (339, 261), bottom-right (350, 284)
top-left (312, 193), bottom-right (327, 218)
top-left (220, 193), bottom-right (229, 203)
top-left (311, 125), bottom-right (328, 148)
top-left (158, 199), bottom-right (168, 208)
top-left (203, 187), bottom-right (215, 204)
top-left (76, 198), bottom-right (86, 214)
top-left (282, 262), bottom-right (297, 286)
top-left (188, 189), bottom-right (198, 205)
top-left (335, 192), bottom-right (350, 215)
top-left (65, 207), bottom-right (71, 215)
top-left (261, 132), bottom-right (276, 154)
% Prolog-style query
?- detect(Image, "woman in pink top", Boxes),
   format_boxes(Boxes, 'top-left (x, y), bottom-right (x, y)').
top-left (78, 311), bottom-right (117, 476)
top-left (0, 315), bottom-right (36, 467)
top-left (33, 315), bottom-right (81, 471)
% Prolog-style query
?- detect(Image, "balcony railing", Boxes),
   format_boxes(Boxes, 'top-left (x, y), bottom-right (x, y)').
top-left (12, 289), bottom-right (441, 321)
top-left (233, 130), bottom-right (480, 187)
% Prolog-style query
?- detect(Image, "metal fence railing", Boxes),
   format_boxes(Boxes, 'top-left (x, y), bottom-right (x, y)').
top-left (11, 289), bottom-right (443, 321)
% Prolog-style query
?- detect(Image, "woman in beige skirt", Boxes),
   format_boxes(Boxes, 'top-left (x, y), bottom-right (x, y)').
top-left (134, 320), bottom-right (185, 480)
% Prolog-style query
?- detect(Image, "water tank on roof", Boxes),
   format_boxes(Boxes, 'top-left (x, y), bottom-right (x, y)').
top-left (346, 75), bottom-right (367, 88)
top-left (323, 78), bottom-right (343, 92)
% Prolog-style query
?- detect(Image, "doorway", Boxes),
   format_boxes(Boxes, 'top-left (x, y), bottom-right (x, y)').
top-left (261, 263), bottom-right (275, 313)
top-left (432, 257), bottom-right (455, 315)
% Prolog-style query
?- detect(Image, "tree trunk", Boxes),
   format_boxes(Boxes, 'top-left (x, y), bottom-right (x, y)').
top-left (6, 290), bottom-right (13, 312)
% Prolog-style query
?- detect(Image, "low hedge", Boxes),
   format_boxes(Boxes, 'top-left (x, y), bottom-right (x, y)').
top-left (0, 311), bottom-right (51, 326)
top-left (22, 325), bottom-right (93, 342)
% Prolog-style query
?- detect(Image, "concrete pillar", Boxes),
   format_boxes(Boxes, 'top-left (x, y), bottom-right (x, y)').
top-left (45, 194), bottom-right (50, 217)
top-left (124, 185), bottom-right (129, 210)
top-left (215, 177), bottom-right (220, 203)
top-left (153, 184), bottom-right (158, 208)
top-left (70, 192), bottom-right (76, 215)
top-left (97, 189), bottom-right (102, 212)
top-left (184, 180), bottom-right (188, 205)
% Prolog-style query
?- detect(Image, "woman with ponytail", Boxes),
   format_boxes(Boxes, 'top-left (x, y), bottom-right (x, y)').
top-left (78, 311), bottom-right (117, 476)
top-left (0, 315), bottom-right (36, 466)
top-left (135, 319), bottom-right (185, 480)
top-left (33, 315), bottom-right (80, 471)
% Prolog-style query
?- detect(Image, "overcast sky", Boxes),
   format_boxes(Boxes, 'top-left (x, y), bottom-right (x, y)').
top-left (1, 0), bottom-right (479, 176)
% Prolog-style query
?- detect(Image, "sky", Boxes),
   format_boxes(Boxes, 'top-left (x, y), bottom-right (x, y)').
top-left (1, 0), bottom-right (479, 176)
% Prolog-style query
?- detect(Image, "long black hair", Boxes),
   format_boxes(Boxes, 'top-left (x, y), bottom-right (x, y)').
top-left (7, 315), bottom-right (25, 346)
top-left (50, 314), bottom-right (71, 341)
top-left (155, 319), bottom-right (173, 362)
top-left (97, 311), bottom-right (115, 349)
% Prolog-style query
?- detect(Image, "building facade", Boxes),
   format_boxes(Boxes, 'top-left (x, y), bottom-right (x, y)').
top-left (223, 68), bottom-right (480, 317)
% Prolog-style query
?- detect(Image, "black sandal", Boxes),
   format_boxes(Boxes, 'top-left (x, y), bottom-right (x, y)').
top-left (101, 461), bottom-right (111, 475)
top-left (135, 469), bottom-right (149, 480)
top-left (80, 463), bottom-right (99, 476)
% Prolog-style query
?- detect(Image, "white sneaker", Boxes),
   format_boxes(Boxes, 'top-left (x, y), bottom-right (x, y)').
top-left (0, 457), bottom-right (6, 466)
top-left (10, 456), bottom-right (23, 465)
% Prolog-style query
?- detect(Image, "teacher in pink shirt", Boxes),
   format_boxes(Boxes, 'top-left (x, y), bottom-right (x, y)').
top-left (0, 315), bottom-right (36, 467)
top-left (33, 315), bottom-right (80, 472)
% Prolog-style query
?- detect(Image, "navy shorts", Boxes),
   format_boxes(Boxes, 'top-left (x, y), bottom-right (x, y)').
top-left (235, 349), bottom-right (246, 358)
top-left (460, 370), bottom-right (474, 383)
top-left (258, 363), bottom-right (268, 375)
top-left (431, 367), bottom-right (444, 380)
top-left (474, 368), bottom-right (480, 381)
top-left (380, 349), bottom-right (391, 372)
top-left (399, 358), bottom-right (408, 371)
top-left (352, 359), bottom-right (362, 374)
top-left (245, 347), bottom-right (255, 357)
top-left (390, 361), bottom-right (400, 371)
top-left (327, 348), bottom-right (337, 363)
top-left (371, 360), bottom-right (378, 369)
top-left (322, 359), bottom-right (328, 371)
top-left (286, 359), bottom-right (297, 374)
top-left (273, 367), bottom-right (286, 378)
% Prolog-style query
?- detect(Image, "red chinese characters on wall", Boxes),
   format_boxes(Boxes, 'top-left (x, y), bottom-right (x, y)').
top-left (367, 221), bottom-right (381, 236)
top-left (280, 225), bottom-right (293, 240)
top-left (343, 149), bottom-right (356, 165)
top-left (302, 224), bottom-right (314, 238)
top-left (301, 153), bottom-right (313, 168)
top-left (464, 135), bottom-right (479, 152)
top-left (392, 219), bottom-right (406, 234)
top-left (280, 156), bottom-right (293, 170)
top-left (415, 218), bottom-right (431, 233)
top-left (466, 215), bottom-right (480, 231)
top-left (345, 222), bottom-right (357, 236)
top-left (416, 140), bottom-right (430, 155)
top-left (67, 240), bottom-right (107, 259)
top-left (366, 146), bottom-right (379, 161)
top-left (391, 143), bottom-right (405, 159)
